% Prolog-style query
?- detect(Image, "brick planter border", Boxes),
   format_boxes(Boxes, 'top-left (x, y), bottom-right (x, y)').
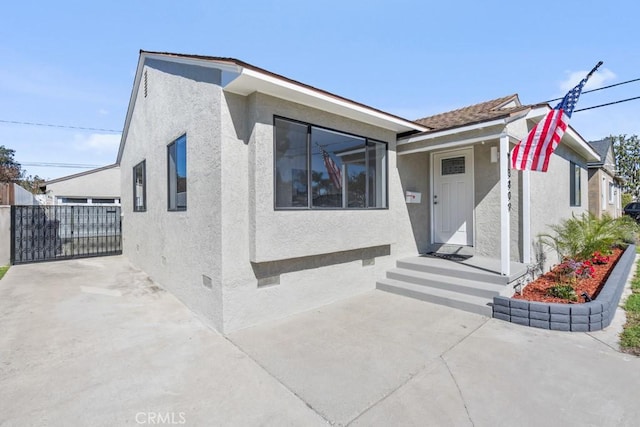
top-left (492, 244), bottom-right (636, 331)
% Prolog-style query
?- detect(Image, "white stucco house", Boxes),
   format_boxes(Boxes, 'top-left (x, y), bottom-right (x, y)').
top-left (117, 51), bottom-right (599, 333)
top-left (40, 164), bottom-right (121, 206)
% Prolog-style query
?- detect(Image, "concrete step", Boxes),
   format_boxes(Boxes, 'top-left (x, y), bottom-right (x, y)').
top-left (386, 268), bottom-right (505, 298)
top-left (397, 257), bottom-right (508, 285)
top-left (377, 278), bottom-right (492, 317)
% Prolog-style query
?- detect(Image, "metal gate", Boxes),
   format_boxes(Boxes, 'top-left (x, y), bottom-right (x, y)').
top-left (11, 205), bottom-right (122, 264)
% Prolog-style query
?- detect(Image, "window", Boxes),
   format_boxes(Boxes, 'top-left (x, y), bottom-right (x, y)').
top-left (570, 162), bottom-right (581, 207)
top-left (168, 135), bottom-right (187, 211)
top-left (133, 160), bottom-right (146, 212)
top-left (441, 157), bottom-right (465, 175)
top-left (59, 197), bottom-right (88, 204)
top-left (92, 198), bottom-right (117, 205)
top-left (609, 182), bottom-right (615, 204)
top-left (274, 117), bottom-right (387, 209)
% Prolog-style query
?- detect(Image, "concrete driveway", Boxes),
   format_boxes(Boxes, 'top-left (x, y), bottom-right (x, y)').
top-left (0, 257), bottom-right (325, 426)
top-left (2, 256), bottom-right (640, 426)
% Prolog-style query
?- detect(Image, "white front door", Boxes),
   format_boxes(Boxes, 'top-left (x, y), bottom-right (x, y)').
top-left (433, 148), bottom-right (474, 246)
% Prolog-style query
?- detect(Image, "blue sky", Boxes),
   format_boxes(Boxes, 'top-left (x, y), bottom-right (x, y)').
top-left (2, 0), bottom-right (639, 180)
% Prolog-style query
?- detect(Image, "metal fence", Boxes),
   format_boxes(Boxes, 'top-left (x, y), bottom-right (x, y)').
top-left (11, 205), bottom-right (122, 264)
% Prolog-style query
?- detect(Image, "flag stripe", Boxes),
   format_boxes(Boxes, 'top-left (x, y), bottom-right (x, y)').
top-left (510, 63), bottom-right (599, 172)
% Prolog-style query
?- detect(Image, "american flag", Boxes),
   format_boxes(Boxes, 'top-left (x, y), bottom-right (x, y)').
top-left (511, 61), bottom-right (602, 172)
top-left (322, 149), bottom-right (342, 190)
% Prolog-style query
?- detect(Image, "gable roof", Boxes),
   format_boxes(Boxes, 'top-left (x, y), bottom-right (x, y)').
top-left (116, 50), bottom-right (429, 163)
top-left (42, 164), bottom-right (119, 186)
top-left (399, 94), bottom-right (599, 162)
top-left (587, 138), bottom-right (612, 166)
top-left (414, 94), bottom-right (542, 132)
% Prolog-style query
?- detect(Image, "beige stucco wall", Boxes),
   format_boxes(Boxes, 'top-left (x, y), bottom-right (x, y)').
top-left (46, 166), bottom-right (120, 202)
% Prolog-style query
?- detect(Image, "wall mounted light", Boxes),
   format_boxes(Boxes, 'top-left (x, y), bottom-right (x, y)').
top-left (491, 146), bottom-right (498, 163)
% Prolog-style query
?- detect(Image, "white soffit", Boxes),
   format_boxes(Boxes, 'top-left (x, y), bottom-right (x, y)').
top-left (223, 68), bottom-right (427, 133)
top-left (526, 107), bottom-right (599, 162)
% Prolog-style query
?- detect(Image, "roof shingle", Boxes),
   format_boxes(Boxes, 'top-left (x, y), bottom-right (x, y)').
top-left (414, 94), bottom-right (541, 132)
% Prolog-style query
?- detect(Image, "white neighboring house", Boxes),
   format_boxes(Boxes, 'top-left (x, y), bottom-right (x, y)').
top-left (40, 164), bottom-right (121, 206)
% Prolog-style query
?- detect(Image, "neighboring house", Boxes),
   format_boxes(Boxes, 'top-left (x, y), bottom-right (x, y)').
top-left (587, 138), bottom-right (622, 218)
top-left (40, 164), bottom-right (121, 206)
top-left (117, 51), bottom-right (599, 333)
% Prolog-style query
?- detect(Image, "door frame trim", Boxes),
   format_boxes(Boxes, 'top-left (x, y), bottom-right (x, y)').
top-left (430, 146), bottom-right (475, 246)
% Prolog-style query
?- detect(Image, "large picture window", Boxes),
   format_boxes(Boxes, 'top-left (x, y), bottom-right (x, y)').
top-left (274, 117), bottom-right (387, 209)
top-left (570, 161), bottom-right (581, 207)
top-left (133, 160), bottom-right (146, 212)
top-left (168, 135), bottom-right (187, 211)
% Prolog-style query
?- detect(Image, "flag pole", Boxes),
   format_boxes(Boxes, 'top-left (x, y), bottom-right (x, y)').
top-left (586, 61), bottom-right (604, 80)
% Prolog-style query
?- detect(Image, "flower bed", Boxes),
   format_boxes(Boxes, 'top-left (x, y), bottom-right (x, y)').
top-left (513, 248), bottom-right (623, 304)
top-left (493, 245), bottom-right (636, 331)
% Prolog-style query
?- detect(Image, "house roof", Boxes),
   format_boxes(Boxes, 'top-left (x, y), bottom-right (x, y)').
top-left (414, 94), bottom-right (543, 132)
top-left (587, 138), bottom-right (612, 166)
top-left (116, 51), bottom-right (429, 163)
top-left (42, 163), bottom-right (119, 187)
top-left (398, 95), bottom-right (600, 162)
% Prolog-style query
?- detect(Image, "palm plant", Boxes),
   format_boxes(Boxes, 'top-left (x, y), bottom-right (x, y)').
top-left (540, 213), bottom-right (639, 261)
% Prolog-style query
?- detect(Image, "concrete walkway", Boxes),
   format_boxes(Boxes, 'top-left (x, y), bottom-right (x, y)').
top-left (1, 256), bottom-right (639, 426)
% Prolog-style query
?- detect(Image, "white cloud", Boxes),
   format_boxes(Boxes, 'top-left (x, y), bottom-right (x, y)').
top-left (559, 67), bottom-right (616, 92)
top-left (74, 133), bottom-right (121, 155)
top-left (98, 109), bottom-right (109, 116)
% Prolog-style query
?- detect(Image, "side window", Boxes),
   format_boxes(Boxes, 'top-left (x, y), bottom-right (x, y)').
top-left (569, 162), bottom-right (581, 207)
top-left (133, 160), bottom-right (146, 212)
top-left (168, 135), bottom-right (187, 211)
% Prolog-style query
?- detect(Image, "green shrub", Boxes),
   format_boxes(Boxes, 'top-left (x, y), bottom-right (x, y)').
top-left (539, 213), bottom-right (639, 261)
top-left (547, 284), bottom-right (577, 301)
top-left (622, 193), bottom-right (633, 209)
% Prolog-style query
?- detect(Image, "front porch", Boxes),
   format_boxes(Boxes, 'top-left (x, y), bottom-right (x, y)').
top-left (377, 253), bottom-right (529, 316)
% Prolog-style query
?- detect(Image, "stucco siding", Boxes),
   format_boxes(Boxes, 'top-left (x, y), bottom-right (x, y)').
top-left (530, 144), bottom-right (589, 268)
top-left (248, 92), bottom-right (406, 263)
top-left (218, 92), bottom-right (418, 331)
top-left (120, 60), bottom-right (224, 330)
top-left (397, 152), bottom-right (430, 253)
top-left (46, 167), bottom-right (120, 201)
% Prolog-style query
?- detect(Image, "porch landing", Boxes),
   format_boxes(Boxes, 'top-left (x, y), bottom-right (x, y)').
top-left (376, 255), bottom-right (529, 317)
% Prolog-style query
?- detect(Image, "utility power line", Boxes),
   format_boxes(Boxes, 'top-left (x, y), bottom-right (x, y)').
top-left (0, 119), bottom-right (121, 133)
top-left (574, 95), bottom-right (640, 113)
top-left (546, 77), bottom-right (640, 103)
top-left (20, 162), bottom-right (103, 169)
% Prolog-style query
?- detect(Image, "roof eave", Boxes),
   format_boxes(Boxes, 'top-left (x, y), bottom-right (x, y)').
top-left (116, 52), bottom-right (428, 163)
top-left (525, 106), bottom-right (600, 162)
